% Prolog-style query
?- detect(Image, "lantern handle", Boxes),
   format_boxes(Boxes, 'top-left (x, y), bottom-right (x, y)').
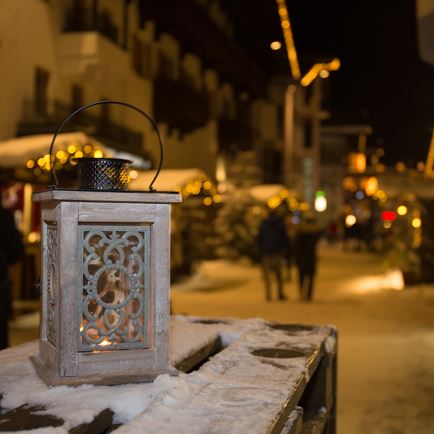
top-left (49, 100), bottom-right (164, 192)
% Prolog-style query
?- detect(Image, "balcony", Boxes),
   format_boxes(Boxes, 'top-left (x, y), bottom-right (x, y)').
top-left (142, 1), bottom-right (266, 96)
top-left (63, 6), bottom-right (119, 45)
top-left (17, 100), bottom-right (144, 156)
top-left (217, 118), bottom-right (253, 153)
top-left (153, 78), bottom-right (210, 135)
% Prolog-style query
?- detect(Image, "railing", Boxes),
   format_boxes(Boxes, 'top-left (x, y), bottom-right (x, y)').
top-left (217, 117), bottom-right (253, 153)
top-left (153, 78), bottom-right (210, 134)
top-left (63, 7), bottom-right (119, 45)
top-left (18, 99), bottom-right (144, 156)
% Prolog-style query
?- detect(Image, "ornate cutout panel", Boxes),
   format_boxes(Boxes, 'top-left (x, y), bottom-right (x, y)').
top-left (78, 225), bottom-right (150, 351)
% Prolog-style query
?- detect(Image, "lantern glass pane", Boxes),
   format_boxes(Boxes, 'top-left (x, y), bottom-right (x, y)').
top-left (78, 225), bottom-right (149, 351)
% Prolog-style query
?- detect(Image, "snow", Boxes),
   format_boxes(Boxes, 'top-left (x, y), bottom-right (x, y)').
top-left (128, 168), bottom-right (206, 192)
top-left (170, 245), bottom-right (434, 434)
top-left (249, 184), bottom-right (289, 201)
top-left (4, 245), bottom-right (434, 433)
top-left (0, 316), bottom-right (333, 433)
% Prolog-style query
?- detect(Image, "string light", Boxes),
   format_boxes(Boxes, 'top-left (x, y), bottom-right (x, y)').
top-left (301, 58), bottom-right (341, 87)
top-left (275, 0), bottom-right (301, 80)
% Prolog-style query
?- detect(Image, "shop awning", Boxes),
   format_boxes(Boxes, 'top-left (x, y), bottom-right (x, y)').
top-left (0, 132), bottom-right (106, 168)
top-left (128, 168), bottom-right (207, 192)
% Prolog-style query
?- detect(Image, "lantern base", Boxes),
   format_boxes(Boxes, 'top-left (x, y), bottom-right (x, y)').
top-left (30, 355), bottom-right (179, 386)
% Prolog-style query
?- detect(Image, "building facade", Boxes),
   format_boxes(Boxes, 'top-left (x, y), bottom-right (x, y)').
top-left (0, 0), bottom-right (325, 195)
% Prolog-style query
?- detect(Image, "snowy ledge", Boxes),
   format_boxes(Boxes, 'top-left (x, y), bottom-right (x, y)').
top-left (0, 316), bottom-right (337, 433)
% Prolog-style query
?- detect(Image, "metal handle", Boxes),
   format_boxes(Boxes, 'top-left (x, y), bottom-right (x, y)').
top-left (49, 100), bottom-right (164, 192)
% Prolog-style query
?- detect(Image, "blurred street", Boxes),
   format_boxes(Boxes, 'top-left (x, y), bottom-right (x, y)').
top-left (171, 244), bottom-right (434, 434)
top-left (9, 244), bottom-right (434, 434)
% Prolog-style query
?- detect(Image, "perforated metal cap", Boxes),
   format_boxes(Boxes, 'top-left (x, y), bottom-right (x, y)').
top-left (77, 158), bottom-right (131, 191)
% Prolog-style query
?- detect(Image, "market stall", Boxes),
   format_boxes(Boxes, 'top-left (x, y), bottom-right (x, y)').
top-left (129, 168), bottom-right (221, 279)
top-left (0, 133), bottom-right (108, 307)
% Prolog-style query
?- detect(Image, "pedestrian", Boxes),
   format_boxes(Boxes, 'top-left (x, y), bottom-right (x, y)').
top-left (0, 192), bottom-right (24, 349)
top-left (283, 212), bottom-right (296, 281)
top-left (295, 211), bottom-right (322, 301)
top-left (257, 210), bottom-right (288, 301)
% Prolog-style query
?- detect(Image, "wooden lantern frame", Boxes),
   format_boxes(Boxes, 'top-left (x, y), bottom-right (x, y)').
top-left (30, 189), bottom-right (181, 386)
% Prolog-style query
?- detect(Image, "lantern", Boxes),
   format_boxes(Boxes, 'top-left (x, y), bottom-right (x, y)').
top-left (30, 101), bottom-right (181, 385)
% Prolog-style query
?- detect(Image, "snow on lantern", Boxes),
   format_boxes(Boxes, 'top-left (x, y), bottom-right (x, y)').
top-left (30, 101), bottom-right (181, 386)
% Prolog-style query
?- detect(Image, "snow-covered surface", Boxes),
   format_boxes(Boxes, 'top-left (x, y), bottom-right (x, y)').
top-left (249, 184), bottom-right (288, 201)
top-left (170, 245), bottom-right (434, 434)
top-left (128, 168), bottom-right (206, 192)
top-left (0, 316), bottom-right (333, 433)
top-left (0, 133), bottom-right (107, 167)
top-left (7, 245), bottom-right (434, 433)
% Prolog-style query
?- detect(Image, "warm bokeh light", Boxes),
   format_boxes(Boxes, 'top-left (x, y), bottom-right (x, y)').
top-left (417, 161), bottom-right (425, 171)
top-left (412, 217), bottom-right (422, 228)
top-left (67, 144), bottom-right (77, 154)
top-left (348, 152), bottom-right (366, 173)
top-left (129, 170), bottom-right (138, 180)
top-left (396, 161), bottom-right (406, 172)
top-left (319, 69), bottom-right (330, 78)
top-left (203, 197), bottom-right (212, 206)
top-left (397, 205), bottom-right (408, 216)
top-left (288, 198), bottom-right (298, 209)
top-left (27, 232), bottom-right (39, 244)
top-left (345, 214), bottom-right (356, 227)
top-left (267, 196), bottom-right (281, 209)
top-left (275, 0), bottom-right (301, 80)
top-left (270, 41), bottom-right (282, 50)
top-left (300, 57), bottom-right (341, 86)
top-left (299, 202), bottom-right (309, 211)
top-left (26, 160), bottom-right (35, 169)
top-left (93, 150), bottom-right (103, 158)
top-left (365, 176), bottom-right (378, 196)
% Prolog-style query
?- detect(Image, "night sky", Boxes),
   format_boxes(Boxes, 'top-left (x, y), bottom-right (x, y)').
top-left (223, 0), bottom-right (434, 165)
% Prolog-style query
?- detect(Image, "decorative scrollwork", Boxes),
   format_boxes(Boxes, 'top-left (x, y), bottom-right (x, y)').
top-left (78, 226), bottom-right (149, 351)
top-left (46, 222), bottom-right (57, 345)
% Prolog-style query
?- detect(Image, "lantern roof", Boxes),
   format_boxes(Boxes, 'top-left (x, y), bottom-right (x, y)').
top-left (32, 189), bottom-right (182, 204)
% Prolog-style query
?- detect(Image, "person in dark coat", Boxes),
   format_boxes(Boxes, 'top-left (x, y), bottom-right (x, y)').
top-left (257, 210), bottom-right (289, 301)
top-left (295, 212), bottom-right (322, 301)
top-left (0, 199), bottom-right (24, 349)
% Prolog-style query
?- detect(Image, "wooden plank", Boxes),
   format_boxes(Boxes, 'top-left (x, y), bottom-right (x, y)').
top-left (69, 408), bottom-right (114, 434)
top-left (116, 323), bottom-right (333, 434)
top-left (281, 407), bottom-right (303, 434)
top-left (0, 318), bottom-right (336, 433)
top-left (0, 405), bottom-right (63, 432)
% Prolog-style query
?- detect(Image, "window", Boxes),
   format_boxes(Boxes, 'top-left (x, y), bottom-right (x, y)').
top-left (132, 36), bottom-right (152, 79)
top-left (71, 84), bottom-right (84, 109)
top-left (157, 51), bottom-right (174, 80)
top-left (34, 67), bottom-right (50, 114)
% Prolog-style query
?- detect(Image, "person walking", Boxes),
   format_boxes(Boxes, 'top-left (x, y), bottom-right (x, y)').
top-left (0, 197), bottom-right (24, 349)
top-left (257, 210), bottom-right (288, 301)
top-left (294, 212), bottom-right (322, 301)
